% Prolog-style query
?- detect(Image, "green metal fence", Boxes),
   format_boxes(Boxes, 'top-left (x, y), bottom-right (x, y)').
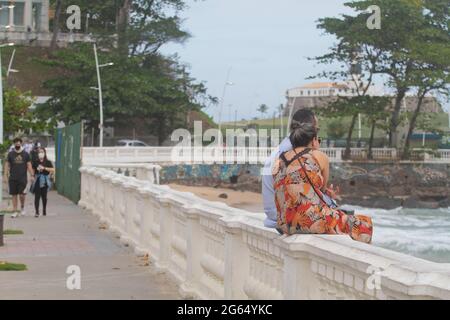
top-left (54, 122), bottom-right (83, 204)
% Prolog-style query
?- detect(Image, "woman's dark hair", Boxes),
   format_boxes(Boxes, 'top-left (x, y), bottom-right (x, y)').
top-left (289, 109), bottom-right (318, 148)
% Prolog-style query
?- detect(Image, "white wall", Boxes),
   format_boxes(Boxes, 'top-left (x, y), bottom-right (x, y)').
top-left (47, 147), bottom-right (450, 164)
top-left (79, 166), bottom-right (450, 300)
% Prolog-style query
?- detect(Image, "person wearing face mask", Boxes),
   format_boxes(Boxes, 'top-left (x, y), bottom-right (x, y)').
top-left (30, 141), bottom-right (42, 164)
top-left (31, 147), bottom-right (54, 218)
top-left (5, 138), bottom-right (34, 218)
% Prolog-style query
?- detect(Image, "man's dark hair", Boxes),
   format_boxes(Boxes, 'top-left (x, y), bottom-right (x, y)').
top-left (289, 109), bottom-right (318, 148)
top-left (13, 137), bottom-right (23, 144)
top-left (290, 109), bottom-right (316, 130)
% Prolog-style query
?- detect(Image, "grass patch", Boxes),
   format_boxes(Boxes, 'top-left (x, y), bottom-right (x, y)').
top-left (0, 262), bottom-right (27, 271)
top-left (222, 113), bottom-right (450, 138)
top-left (0, 210), bottom-right (20, 215)
top-left (3, 230), bottom-right (24, 235)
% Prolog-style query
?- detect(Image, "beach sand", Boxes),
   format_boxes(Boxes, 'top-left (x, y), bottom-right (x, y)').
top-left (168, 184), bottom-right (264, 213)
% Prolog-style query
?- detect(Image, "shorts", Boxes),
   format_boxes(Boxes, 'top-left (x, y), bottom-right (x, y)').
top-left (9, 180), bottom-right (27, 195)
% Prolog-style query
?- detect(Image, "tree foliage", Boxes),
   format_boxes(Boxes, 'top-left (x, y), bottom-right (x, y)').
top-left (42, 0), bottom-right (215, 145)
top-left (326, 119), bottom-right (347, 140)
top-left (313, 0), bottom-right (450, 156)
top-left (1, 88), bottom-right (47, 155)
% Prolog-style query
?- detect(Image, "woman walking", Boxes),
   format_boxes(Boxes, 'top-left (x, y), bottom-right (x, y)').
top-left (32, 147), bottom-right (54, 218)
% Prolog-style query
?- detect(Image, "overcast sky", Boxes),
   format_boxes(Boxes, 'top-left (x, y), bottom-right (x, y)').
top-left (162, 0), bottom-right (449, 122)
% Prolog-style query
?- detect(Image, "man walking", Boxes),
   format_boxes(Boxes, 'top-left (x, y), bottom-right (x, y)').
top-left (4, 138), bottom-right (34, 218)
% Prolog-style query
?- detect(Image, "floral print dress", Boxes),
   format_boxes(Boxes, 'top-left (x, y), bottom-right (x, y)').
top-left (272, 148), bottom-right (373, 244)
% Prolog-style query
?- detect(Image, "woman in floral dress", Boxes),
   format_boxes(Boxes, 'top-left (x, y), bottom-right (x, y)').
top-left (273, 121), bottom-right (373, 244)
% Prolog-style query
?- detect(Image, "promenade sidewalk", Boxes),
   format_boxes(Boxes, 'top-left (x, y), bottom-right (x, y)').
top-left (0, 189), bottom-right (180, 300)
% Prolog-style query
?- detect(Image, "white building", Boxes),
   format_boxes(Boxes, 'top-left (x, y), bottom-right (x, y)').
top-left (0, 0), bottom-right (49, 32)
top-left (0, 0), bottom-right (89, 46)
top-left (285, 81), bottom-right (441, 115)
top-left (286, 81), bottom-right (380, 99)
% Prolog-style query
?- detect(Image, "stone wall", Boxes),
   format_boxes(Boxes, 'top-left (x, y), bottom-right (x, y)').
top-left (160, 162), bottom-right (450, 209)
top-left (160, 164), bottom-right (262, 193)
top-left (331, 162), bottom-right (450, 209)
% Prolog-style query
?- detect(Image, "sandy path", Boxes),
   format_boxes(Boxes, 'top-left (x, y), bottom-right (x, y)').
top-left (168, 184), bottom-right (264, 213)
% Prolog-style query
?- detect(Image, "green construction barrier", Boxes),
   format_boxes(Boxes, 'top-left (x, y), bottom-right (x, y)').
top-left (54, 122), bottom-right (82, 204)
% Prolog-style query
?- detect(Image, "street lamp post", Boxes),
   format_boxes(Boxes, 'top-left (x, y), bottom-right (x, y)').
top-left (358, 113), bottom-right (362, 140)
top-left (217, 67), bottom-right (233, 141)
top-left (6, 48), bottom-right (18, 77)
top-left (0, 42), bottom-right (15, 211)
top-left (93, 43), bottom-right (113, 147)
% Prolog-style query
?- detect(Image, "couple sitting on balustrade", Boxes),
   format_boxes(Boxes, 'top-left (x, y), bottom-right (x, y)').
top-left (262, 110), bottom-right (373, 244)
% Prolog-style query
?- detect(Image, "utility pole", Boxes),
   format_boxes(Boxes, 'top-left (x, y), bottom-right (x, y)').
top-left (217, 67), bottom-right (233, 142)
top-left (93, 43), bottom-right (113, 147)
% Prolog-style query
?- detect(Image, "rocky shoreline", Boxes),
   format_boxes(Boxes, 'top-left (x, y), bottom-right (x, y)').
top-left (332, 163), bottom-right (449, 210)
top-left (340, 195), bottom-right (449, 210)
top-left (160, 162), bottom-right (450, 210)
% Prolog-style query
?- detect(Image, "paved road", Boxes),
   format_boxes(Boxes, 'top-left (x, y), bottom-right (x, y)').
top-left (0, 190), bottom-right (180, 300)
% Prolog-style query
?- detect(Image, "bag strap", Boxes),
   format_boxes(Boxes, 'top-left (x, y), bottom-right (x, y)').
top-left (293, 148), bottom-right (330, 208)
top-left (280, 148), bottom-right (311, 167)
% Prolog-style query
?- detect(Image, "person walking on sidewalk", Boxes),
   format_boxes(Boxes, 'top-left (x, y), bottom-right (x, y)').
top-left (5, 138), bottom-right (34, 218)
top-left (31, 147), bottom-right (54, 218)
top-left (30, 141), bottom-right (42, 164)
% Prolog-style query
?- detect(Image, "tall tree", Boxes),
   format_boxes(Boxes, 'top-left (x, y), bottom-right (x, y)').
top-left (50, 0), bottom-right (64, 52)
top-left (1, 88), bottom-right (48, 155)
top-left (322, 96), bottom-right (371, 159)
top-left (401, 1), bottom-right (450, 158)
top-left (363, 96), bottom-right (390, 159)
top-left (310, 39), bottom-right (380, 158)
top-left (39, 0), bottom-right (215, 145)
top-left (402, 72), bottom-right (450, 159)
top-left (314, 0), bottom-right (450, 150)
top-left (37, 44), bottom-right (214, 145)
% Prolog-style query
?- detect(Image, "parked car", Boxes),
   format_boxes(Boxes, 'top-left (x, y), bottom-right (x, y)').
top-left (116, 140), bottom-right (149, 147)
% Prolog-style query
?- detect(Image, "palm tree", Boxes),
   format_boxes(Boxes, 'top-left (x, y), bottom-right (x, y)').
top-left (257, 104), bottom-right (269, 119)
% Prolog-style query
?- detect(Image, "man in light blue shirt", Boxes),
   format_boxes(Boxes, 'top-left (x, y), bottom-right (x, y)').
top-left (262, 136), bottom-right (292, 228)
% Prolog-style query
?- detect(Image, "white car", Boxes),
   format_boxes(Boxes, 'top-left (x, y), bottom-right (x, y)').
top-left (116, 140), bottom-right (149, 147)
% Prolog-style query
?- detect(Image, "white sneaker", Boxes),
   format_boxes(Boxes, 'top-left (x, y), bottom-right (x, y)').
top-left (11, 212), bottom-right (18, 218)
top-left (20, 208), bottom-right (26, 216)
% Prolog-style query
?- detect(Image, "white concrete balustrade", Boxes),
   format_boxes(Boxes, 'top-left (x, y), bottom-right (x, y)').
top-left (79, 167), bottom-right (450, 300)
top-left (48, 147), bottom-right (450, 164)
top-left (89, 163), bottom-right (161, 184)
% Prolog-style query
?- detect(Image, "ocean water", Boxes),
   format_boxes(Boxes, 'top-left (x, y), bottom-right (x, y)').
top-left (342, 205), bottom-right (450, 263)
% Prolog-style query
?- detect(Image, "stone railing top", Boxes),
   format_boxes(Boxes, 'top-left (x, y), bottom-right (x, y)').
top-left (87, 163), bottom-right (162, 170)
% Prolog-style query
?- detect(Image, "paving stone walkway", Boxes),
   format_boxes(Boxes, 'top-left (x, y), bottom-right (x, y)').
top-left (0, 190), bottom-right (180, 300)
